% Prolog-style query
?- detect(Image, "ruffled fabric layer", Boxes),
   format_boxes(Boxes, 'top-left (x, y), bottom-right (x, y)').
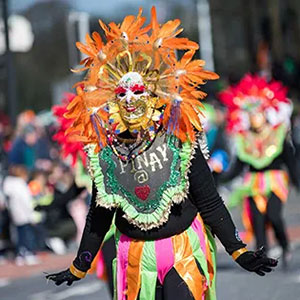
top-left (113, 214), bottom-right (216, 300)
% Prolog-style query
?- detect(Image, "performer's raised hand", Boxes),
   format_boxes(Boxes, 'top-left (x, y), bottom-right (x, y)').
top-left (46, 269), bottom-right (81, 286)
top-left (234, 246), bottom-right (278, 276)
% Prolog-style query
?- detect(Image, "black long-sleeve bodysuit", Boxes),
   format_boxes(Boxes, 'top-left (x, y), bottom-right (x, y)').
top-left (73, 146), bottom-right (245, 272)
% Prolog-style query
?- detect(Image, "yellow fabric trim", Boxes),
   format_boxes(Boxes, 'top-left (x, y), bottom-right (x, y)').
top-left (232, 248), bottom-right (248, 261)
top-left (69, 263), bottom-right (87, 279)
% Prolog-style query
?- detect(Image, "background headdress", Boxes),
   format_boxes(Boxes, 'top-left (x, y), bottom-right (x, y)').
top-left (219, 74), bottom-right (292, 133)
top-left (65, 7), bottom-right (219, 151)
top-left (52, 93), bottom-right (87, 166)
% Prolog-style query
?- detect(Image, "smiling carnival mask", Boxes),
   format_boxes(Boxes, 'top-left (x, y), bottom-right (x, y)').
top-left (112, 72), bottom-right (159, 133)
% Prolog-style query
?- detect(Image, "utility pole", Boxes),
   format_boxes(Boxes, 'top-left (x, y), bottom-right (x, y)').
top-left (66, 11), bottom-right (90, 69)
top-left (1, 0), bottom-right (17, 124)
top-left (196, 0), bottom-right (215, 71)
top-left (267, 0), bottom-right (283, 63)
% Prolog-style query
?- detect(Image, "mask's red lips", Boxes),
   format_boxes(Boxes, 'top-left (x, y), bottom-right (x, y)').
top-left (125, 106), bottom-right (136, 112)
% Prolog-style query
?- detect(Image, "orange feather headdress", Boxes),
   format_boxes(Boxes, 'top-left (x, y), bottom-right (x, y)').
top-left (65, 7), bottom-right (219, 151)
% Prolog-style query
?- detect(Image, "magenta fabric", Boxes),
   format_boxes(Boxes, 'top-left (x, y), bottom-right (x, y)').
top-left (96, 251), bottom-right (105, 278)
top-left (155, 237), bottom-right (175, 284)
top-left (117, 234), bottom-right (131, 300)
top-left (191, 217), bottom-right (207, 257)
top-left (245, 197), bottom-right (253, 224)
top-left (258, 173), bottom-right (265, 192)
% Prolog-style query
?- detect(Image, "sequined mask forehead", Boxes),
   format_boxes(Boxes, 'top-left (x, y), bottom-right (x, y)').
top-left (117, 72), bottom-right (145, 89)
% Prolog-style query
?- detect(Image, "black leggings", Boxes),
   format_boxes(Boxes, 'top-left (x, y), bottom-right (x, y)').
top-left (102, 236), bottom-right (196, 299)
top-left (101, 236), bottom-right (116, 297)
top-left (104, 243), bottom-right (195, 300)
top-left (103, 238), bottom-right (203, 300)
top-left (154, 268), bottom-right (195, 300)
top-left (249, 193), bottom-right (289, 250)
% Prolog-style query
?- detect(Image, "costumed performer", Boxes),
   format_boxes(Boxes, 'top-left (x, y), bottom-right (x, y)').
top-left (46, 8), bottom-right (278, 300)
top-left (219, 74), bottom-right (299, 268)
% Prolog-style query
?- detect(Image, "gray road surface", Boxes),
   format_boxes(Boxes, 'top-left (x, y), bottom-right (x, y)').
top-left (1, 246), bottom-right (300, 300)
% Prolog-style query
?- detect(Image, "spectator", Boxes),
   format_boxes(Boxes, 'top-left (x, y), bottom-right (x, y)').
top-left (40, 163), bottom-right (85, 254)
top-left (0, 174), bottom-right (11, 262)
top-left (3, 165), bottom-right (39, 265)
top-left (8, 125), bottom-right (38, 170)
top-left (29, 170), bottom-right (53, 251)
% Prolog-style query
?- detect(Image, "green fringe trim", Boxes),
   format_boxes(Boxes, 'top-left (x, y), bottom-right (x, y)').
top-left (235, 124), bottom-right (287, 169)
top-left (74, 158), bottom-right (92, 190)
top-left (86, 136), bottom-right (195, 230)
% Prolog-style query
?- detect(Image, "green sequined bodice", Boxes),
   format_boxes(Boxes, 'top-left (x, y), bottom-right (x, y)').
top-left (87, 133), bottom-right (194, 230)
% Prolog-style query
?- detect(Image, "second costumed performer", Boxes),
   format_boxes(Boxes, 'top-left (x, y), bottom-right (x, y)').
top-left (219, 74), bottom-right (299, 266)
top-left (46, 7), bottom-right (277, 300)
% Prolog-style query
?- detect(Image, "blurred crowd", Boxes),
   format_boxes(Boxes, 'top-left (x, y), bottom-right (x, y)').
top-left (1, 96), bottom-right (300, 267)
top-left (0, 110), bottom-right (89, 266)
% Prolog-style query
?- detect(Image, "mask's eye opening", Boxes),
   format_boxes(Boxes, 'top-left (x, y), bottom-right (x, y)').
top-left (133, 90), bottom-right (144, 95)
top-left (131, 84), bottom-right (145, 95)
top-left (118, 92), bottom-right (126, 97)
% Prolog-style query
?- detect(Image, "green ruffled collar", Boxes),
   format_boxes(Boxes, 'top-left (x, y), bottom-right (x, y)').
top-left (86, 135), bottom-right (196, 230)
top-left (235, 124), bottom-right (287, 169)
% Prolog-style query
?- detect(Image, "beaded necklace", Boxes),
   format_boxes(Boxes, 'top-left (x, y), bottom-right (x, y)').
top-left (105, 104), bottom-right (165, 162)
top-left (107, 123), bottom-right (161, 162)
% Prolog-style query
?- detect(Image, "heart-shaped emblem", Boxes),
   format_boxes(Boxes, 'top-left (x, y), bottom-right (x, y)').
top-left (134, 185), bottom-right (150, 201)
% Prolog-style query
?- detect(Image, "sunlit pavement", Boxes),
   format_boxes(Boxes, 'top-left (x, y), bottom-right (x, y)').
top-left (0, 274), bottom-right (111, 300)
top-left (217, 243), bottom-right (300, 300)
top-left (0, 253), bottom-right (74, 280)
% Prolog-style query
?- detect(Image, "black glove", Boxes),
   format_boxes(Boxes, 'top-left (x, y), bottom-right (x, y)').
top-left (46, 269), bottom-right (80, 286)
top-left (235, 247), bottom-right (278, 276)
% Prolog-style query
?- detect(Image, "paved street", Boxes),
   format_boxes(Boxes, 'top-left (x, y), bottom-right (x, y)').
top-left (1, 247), bottom-right (300, 300)
top-left (0, 275), bottom-right (111, 300)
top-left (217, 245), bottom-right (300, 300)
top-left (0, 189), bottom-right (299, 300)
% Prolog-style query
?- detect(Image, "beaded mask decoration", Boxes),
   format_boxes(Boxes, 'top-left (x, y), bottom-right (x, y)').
top-left (65, 7), bottom-right (219, 158)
